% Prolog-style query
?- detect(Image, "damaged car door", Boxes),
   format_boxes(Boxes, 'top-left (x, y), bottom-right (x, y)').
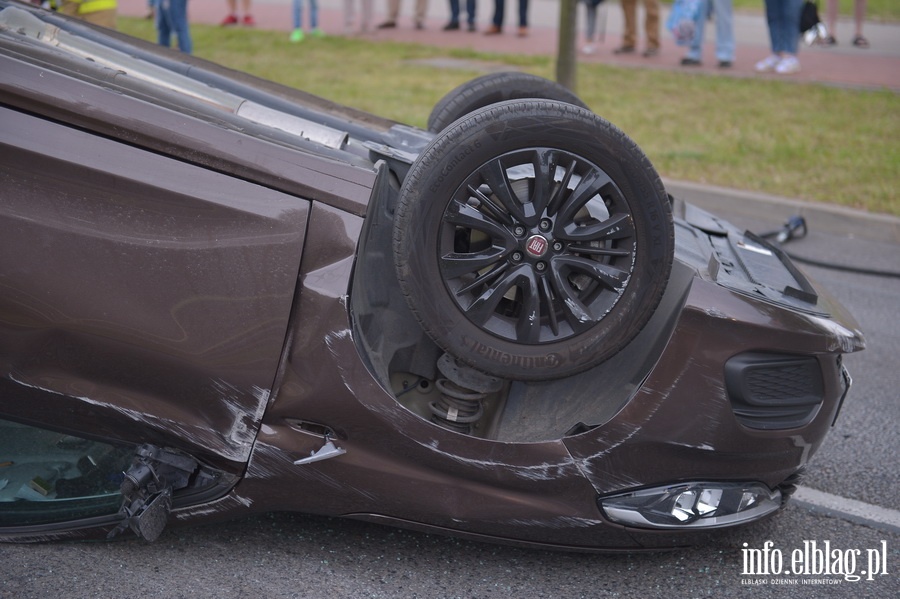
top-left (0, 101), bottom-right (311, 538)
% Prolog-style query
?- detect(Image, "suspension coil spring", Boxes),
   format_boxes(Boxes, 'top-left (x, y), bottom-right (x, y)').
top-left (429, 378), bottom-right (487, 434)
top-left (427, 353), bottom-right (504, 435)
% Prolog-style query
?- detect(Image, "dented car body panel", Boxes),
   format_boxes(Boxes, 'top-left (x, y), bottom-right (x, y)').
top-left (0, 2), bottom-right (864, 550)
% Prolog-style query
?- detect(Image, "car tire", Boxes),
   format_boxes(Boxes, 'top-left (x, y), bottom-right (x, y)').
top-left (426, 72), bottom-right (590, 134)
top-left (394, 100), bottom-right (674, 381)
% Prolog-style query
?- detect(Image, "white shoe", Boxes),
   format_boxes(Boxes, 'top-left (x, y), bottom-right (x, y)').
top-left (754, 54), bottom-right (780, 72)
top-left (775, 55), bottom-right (801, 74)
top-left (581, 44), bottom-right (595, 54)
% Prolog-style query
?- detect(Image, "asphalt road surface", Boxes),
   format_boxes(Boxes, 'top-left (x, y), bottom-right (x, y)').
top-left (2, 191), bottom-right (898, 598)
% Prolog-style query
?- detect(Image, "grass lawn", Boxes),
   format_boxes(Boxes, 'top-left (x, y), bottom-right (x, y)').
top-left (120, 19), bottom-right (899, 216)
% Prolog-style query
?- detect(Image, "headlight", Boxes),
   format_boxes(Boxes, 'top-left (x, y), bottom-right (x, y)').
top-left (599, 482), bottom-right (781, 529)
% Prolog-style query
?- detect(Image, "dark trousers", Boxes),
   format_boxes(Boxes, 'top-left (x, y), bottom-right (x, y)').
top-left (449, 0), bottom-right (476, 24)
top-left (492, 0), bottom-right (529, 28)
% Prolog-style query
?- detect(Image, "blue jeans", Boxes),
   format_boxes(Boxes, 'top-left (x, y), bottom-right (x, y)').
top-left (492, 0), bottom-right (529, 28)
top-left (156, 0), bottom-right (192, 54)
top-left (686, 0), bottom-right (734, 62)
top-left (764, 0), bottom-right (802, 54)
top-left (293, 0), bottom-right (319, 29)
top-left (449, 0), bottom-right (476, 25)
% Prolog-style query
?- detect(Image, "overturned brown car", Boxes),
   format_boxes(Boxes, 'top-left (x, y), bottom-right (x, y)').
top-left (0, 1), bottom-right (865, 550)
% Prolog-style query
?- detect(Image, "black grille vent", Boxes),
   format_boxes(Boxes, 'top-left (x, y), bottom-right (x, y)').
top-left (725, 353), bottom-right (825, 430)
top-left (745, 364), bottom-right (817, 402)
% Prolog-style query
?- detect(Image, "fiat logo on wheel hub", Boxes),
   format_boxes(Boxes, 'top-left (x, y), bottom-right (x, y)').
top-left (525, 235), bottom-right (549, 258)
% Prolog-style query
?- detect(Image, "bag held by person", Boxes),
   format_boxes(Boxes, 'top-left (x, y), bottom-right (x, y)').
top-left (799, 0), bottom-right (821, 33)
top-left (799, 0), bottom-right (828, 44)
top-left (666, 0), bottom-right (702, 46)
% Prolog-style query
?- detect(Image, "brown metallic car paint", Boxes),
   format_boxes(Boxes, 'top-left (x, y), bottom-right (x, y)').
top-left (0, 40), bottom-right (378, 217)
top-left (0, 105), bottom-right (313, 472)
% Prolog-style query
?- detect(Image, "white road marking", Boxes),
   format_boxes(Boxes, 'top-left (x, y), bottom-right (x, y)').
top-left (793, 486), bottom-right (900, 533)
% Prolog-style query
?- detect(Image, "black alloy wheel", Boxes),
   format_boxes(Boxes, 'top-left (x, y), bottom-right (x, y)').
top-left (395, 100), bottom-right (674, 381)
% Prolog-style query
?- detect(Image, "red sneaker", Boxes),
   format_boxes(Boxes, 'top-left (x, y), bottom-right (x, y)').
top-left (242, 14), bottom-right (256, 26)
top-left (220, 14), bottom-right (238, 26)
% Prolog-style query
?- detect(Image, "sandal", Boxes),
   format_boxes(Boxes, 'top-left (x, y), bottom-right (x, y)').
top-left (852, 35), bottom-right (869, 48)
top-left (819, 35), bottom-right (837, 46)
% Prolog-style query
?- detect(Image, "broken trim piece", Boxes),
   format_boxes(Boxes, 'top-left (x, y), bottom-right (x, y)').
top-left (293, 437), bottom-right (347, 466)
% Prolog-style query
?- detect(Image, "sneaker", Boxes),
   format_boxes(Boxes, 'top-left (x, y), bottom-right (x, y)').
top-left (377, 20), bottom-right (396, 29)
top-left (484, 25), bottom-right (502, 35)
top-left (775, 55), bottom-right (801, 74)
top-left (467, 22), bottom-right (476, 32)
top-left (290, 29), bottom-right (304, 42)
top-left (443, 21), bottom-right (460, 31)
top-left (581, 44), bottom-right (595, 55)
top-left (680, 57), bottom-right (701, 66)
top-left (717, 60), bottom-right (733, 68)
top-left (220, 14), bottom-right (238, 26)
top-left (613, 45), bottom-right (635, 55)
top-left (517, 26), bottom-right (528, 37)
top-left (754, 54), bottom-right (780, 72)
top-left (642, 47), bottom-right (659, 57)
top-left (311, 28), bottom-right (325, 38)
top-left (242, 14), bottom-right (256, 26)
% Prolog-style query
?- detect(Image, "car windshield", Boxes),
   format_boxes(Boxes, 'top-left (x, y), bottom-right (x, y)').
top-left (0, 418), bottom-right (131, 527)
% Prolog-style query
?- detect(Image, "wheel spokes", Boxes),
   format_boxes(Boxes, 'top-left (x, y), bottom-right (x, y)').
top-left (553, 254), bottom-right (631, 292)
top-left (539, 276), bottom-right (560, 337)
top-left (480, 158), bottom-right (530, 225)
top-left (464, 265), bottom-right (539, 342)
top-left (441, 247), bottom-right (509, 280)
top-left (441, 148), bottom-right (636, 345)
top-left (445, 199), bottom-right (515, 240)
top-left (441, 196), bottom-right (517, 279)
top-left (554, 168), bottom-right (614, 228)
top-left (546, 255), bottom-right (631, 332)
top-left (546, 159), bottom-right (576, 218)
top-left (559, 212), bottom-right (635, 243)
top-left (455, 262), bottom-right (510, 296)
top-left (479, 150), bottom-right (556, 227)
top-left (527, 148), bottom-right (558, 220)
